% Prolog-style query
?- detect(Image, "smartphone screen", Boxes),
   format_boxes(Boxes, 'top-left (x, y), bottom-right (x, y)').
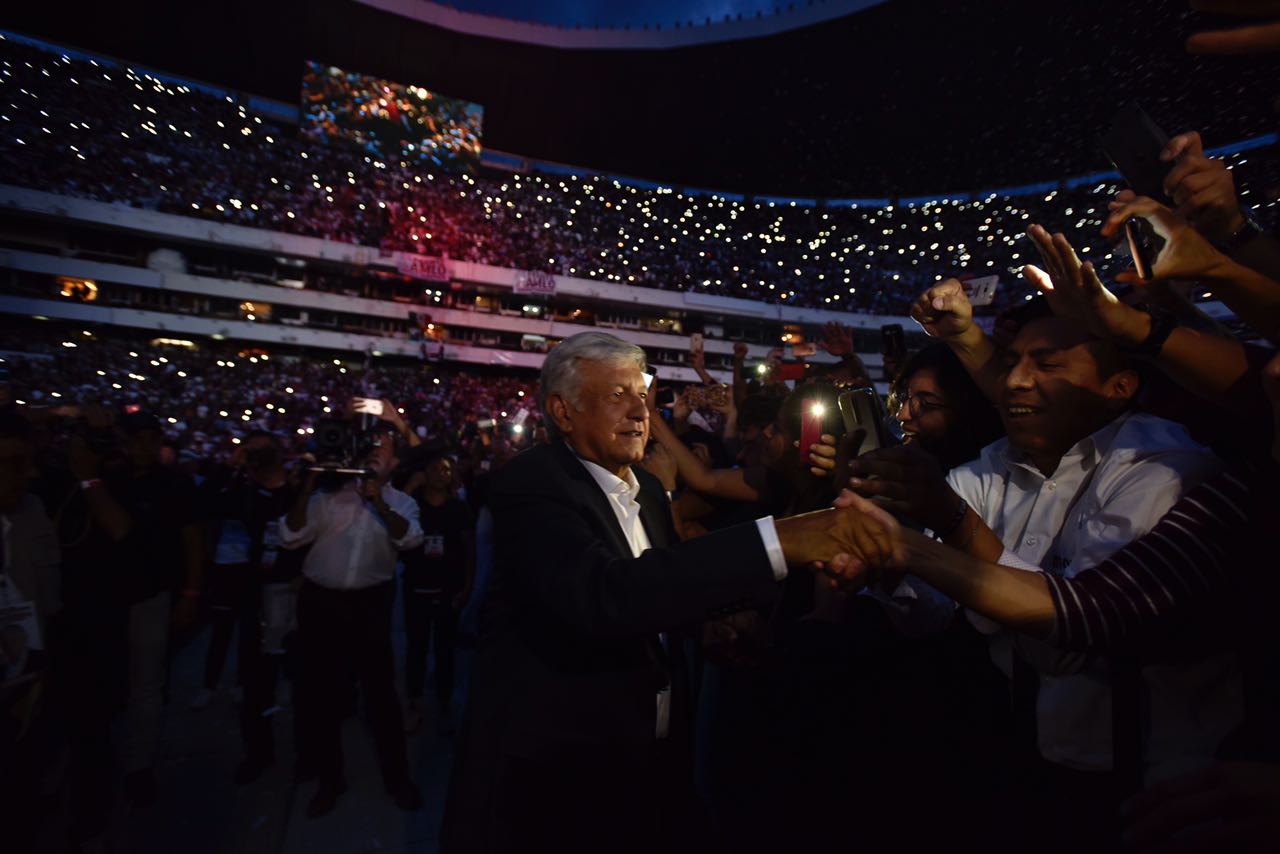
top-left (353, 397), bottom-right (384, 417)
top-left (880, 324), bottom-right (906, 361)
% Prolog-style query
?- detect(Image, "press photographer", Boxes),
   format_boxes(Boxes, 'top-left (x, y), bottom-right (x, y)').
top-left (280, 414), bottom-right (424, 817)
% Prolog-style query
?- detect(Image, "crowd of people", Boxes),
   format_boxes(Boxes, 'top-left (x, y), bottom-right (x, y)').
top-left (300, 60), bottom-right (483, 171)
top-left (0, 323), bottom-right (536, 464)
top-left (4, 34), bottom-right (1280, 316)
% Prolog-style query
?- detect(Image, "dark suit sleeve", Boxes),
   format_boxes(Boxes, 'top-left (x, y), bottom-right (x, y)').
top-left (491, 473), bottom-right (779, 639)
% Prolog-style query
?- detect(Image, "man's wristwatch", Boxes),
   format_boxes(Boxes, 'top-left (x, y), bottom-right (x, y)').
top-left (1215, 215), bottom-right (1264, 255)
top-left (1119, 304), bottom-right (1178, 358)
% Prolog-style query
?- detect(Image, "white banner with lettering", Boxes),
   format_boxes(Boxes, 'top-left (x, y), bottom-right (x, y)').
top-left (397, 254), bottom-right (451, 282)
top-left (513, 270), bottom-right (557, 296)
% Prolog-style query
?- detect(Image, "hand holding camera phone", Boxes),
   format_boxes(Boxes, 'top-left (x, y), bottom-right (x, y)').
top-left (837, 387), bottom-right (898, 457)
top-left (1102, 104), bottom-right (1172, 281)
top-left (352, 397), bottom-right (385, 417)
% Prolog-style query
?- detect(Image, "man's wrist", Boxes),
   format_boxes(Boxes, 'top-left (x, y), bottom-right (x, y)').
top-left (1201, 249), bottom-right (1253, 286)
top-left (944, 323), bottom-right (983, 352)
top-left (1114, 308), bottom-right (1154, 349)
top-left (1213, 211), bottom-right (1259, 255)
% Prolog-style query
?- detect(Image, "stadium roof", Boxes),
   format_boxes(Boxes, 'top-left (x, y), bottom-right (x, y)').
top-left (353, 0), bottom-right (891, 49)
top-left (6, 0), bottom-right (1280, 197)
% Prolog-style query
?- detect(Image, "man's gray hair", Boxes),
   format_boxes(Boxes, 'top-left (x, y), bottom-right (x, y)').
top-left (540, 332), bottom-right (647, 438)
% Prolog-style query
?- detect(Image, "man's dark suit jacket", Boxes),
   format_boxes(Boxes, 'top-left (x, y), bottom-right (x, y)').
top-left (440, 440), bottom-right (781, 854)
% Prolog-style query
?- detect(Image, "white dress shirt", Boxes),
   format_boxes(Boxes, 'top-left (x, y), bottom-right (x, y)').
top-left (893, 412), bottom-right (1240, 781)
top-left (575, 454), bottom-right (786, 739)
top-left (279, 481), bottom-right (424, 591)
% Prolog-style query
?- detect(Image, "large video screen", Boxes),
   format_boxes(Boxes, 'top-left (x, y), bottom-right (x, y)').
top-left (300, 61), bottom-right (484, 171)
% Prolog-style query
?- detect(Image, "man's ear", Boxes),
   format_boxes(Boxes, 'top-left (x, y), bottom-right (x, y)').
top-left (1106, 368), bottom-right (1141, 404)
top-left (548, 394), bottom-right (575, 435)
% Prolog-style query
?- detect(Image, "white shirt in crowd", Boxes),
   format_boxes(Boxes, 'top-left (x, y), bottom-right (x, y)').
top-left (576, 454), bottom-right (787, 740)
top-left (888, 411), bottom-right (1241, 782)
top-left (279, 480), bottom-right (423, 590)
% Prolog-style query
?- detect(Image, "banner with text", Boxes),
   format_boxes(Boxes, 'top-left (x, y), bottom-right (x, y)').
top-left (514, 270), bottom-right (557, 296)
top-left (397, 254), bottom-right (451, 282)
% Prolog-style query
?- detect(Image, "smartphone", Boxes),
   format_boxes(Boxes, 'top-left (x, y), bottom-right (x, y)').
top-left (1101, 104), bottom-right (1172, 205)
top-left (1123, 220), bottom-right (1154, 280)
top-left (690, 333), bottom-right (704, 356)
top-left (799, 400), bottom-right (828, 469)
top-left (837, 387), bottom-right (895, 456)
top-left (963, 276), bottom-right (999, 308)
top-left (880, 324), bottom-right (907, 363)
top-left (775, 362), bottom-right (806, 382)
top-left (353, 397), bottom-right (384, 417)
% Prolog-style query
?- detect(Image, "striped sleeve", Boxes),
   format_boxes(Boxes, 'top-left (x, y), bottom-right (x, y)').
top-left (1044, 468), bottom-right (1252, 651)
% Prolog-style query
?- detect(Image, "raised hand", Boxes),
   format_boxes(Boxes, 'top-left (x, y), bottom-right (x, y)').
top-left (910, 278), bottom-right (974, 340)
top-left (672, 389), bottom-right (693, 423)
top-left (1023, 224), bottom-right (1152, 347)
top-left (817, 321), bottom-right (855, 357)
top-left (1160, 130), bottom-right (1246, 244)
top-left (1101, 195), bottom-right (1228, 284)
top-left (637, 442), bottom-right (678, 492)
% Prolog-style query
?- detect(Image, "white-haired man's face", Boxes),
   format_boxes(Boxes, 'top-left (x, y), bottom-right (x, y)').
top-left (549, 360), bottom-right (649, 477)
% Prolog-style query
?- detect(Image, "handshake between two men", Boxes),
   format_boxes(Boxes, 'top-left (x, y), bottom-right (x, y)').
top-left (771, 491), bottom-right (912, 593)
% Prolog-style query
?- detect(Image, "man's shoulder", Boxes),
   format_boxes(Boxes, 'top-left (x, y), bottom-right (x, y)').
top-left (1098, 412), bottom-right (1215, 468)
top-left (382, 483), bottom-right (417, 506)
top-left (948, 437), bottom-right (1013, 486)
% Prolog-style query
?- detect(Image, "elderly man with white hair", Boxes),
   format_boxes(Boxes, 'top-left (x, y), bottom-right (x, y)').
top-left (441, 332), bottom-right (895, 854)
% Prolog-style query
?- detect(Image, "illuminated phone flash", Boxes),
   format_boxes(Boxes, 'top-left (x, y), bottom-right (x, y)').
top-left (810, 403), bottom-right (826, 418)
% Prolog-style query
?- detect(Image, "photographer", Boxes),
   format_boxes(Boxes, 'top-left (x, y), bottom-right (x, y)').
top-left (280, 426), bottom-right (424, 818)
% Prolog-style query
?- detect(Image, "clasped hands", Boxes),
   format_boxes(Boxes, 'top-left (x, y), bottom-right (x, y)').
top-left (772, 491), bottom-right (902, 592)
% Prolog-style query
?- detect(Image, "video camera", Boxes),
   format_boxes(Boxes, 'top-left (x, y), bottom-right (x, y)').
top-left (307, 418), bottom-right (378, 479)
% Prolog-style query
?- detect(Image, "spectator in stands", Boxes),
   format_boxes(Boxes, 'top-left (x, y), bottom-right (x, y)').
top-left (281, 425), bottom-right (423, 817)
